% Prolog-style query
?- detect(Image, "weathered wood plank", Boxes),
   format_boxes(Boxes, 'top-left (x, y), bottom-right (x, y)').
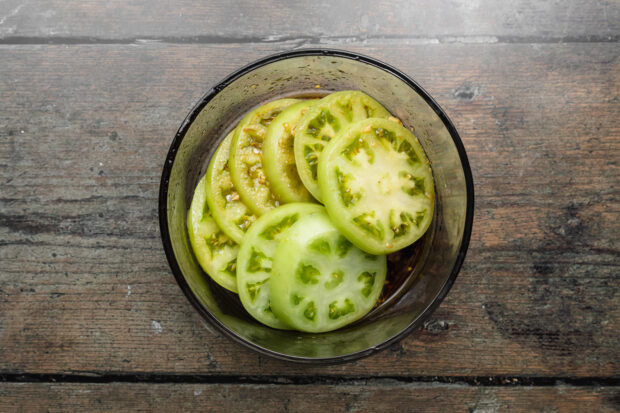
top-left (0, 383), bottom-right (618, 412)
top-left (0, 42), bottom-right (618, 376)
top-left (0, 0), bottom-right (618, 41)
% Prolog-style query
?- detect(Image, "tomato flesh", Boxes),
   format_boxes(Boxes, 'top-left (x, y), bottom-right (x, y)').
top-left (270, 211), bottom-right (387, 333)
top-left (236, 202), bottom-right (324, 329)
top-left (294, 91), bottom-right (391, 201)
top-left (230, 98), bottom-right (300, 215)
top-left (263, 100), bottom-right (317, 203)
top-left (187, 174), bottom-right (239, 293)
top-left (318, 118), bottom-right (435, 255)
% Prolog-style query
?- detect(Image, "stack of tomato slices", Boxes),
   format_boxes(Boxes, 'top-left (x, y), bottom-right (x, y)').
top-left (187, 91), bottom-right (435, 333)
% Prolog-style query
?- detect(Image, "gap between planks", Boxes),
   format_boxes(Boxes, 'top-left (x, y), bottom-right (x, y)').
top-left (0, 34), bottom-right (618, 46)
top-left (1, 374), bottom-right (619, 386)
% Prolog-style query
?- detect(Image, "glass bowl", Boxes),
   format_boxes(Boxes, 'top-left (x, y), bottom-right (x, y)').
top-left (159, 49), bottom-right (474, 363)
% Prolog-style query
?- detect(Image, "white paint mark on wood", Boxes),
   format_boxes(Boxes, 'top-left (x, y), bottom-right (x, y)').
top-left (151, 320), bottom-right (162, 334)
top-left (0, 4), bottom-right (23, 26)
top-left (471, 391), bottom-right (500, 413)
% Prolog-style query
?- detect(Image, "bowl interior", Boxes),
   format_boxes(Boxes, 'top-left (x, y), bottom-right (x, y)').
top-left (161, 50), bottom-right (472, 361)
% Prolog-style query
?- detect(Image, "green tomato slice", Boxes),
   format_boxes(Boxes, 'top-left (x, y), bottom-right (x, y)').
top-left (205, 131), bottom-right (257, 243)
top-left (187, 174), bottom-right (239, 293)
top-left (236, 202), bottom-right (324, 329)
top-left (270, 211), bottom-right (387, 333)
top-left (230, 98), bottom-right (301, 215)
top-left (263, 100), bottom-right (317, 203)
top-left (294, 91), bottom-right (391, 201)
top-left (318, 118), bottom-right (435, 255)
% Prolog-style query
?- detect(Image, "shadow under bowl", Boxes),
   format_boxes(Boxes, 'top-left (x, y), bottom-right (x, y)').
top-left (159, 48), bottom-right (474, 363)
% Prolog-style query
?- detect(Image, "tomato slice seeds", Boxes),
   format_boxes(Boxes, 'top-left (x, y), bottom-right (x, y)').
top-left (230, 98), bottom-right (300, 215)
top-left (205, 131), bottom-right (257, 243)
top-left (263, 100), bottom-right (317, 203)
top-left (187, 174), bottom-right (239, 293)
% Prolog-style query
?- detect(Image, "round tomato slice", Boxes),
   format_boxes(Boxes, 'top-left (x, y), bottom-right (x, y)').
top-left (187, 174), bottom-right (239, 293)
top-left (270, 211), bottom-right (387, 333)
top-left (294, 91), bottom-right (391, 201)
top-left (236, 202), bottom-right (323, 329)
top-left (263, 100), bottom-right (317, 203)
top-left (318, 118), bottom-right (435, 255)
top-left (205, 131), bottom-right (257, 243)
top-left (230, 98), bottom-right (301, 215)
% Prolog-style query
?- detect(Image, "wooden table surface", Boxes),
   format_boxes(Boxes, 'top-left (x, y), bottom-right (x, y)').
top-left (0, 1), bottom-right (618, 411)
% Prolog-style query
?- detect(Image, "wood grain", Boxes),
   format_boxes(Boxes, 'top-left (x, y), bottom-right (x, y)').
top-left (0, 0), bottom-right (618, 41)
top-left (0, 383), bottom-right (618, 412)
top-left (0, 42), bottom-right (618, 377)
